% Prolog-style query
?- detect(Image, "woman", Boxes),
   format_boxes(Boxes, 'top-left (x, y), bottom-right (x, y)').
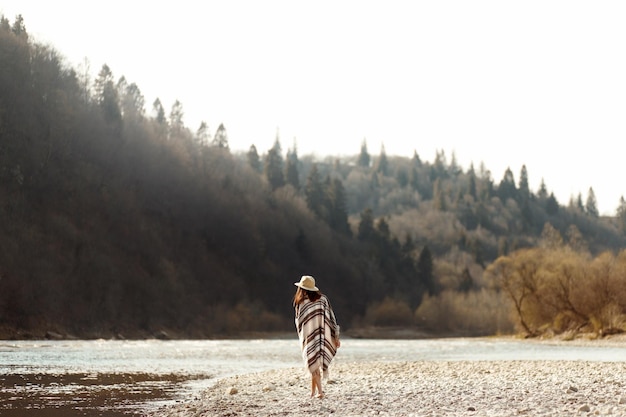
top-left (293, 275), bottom-right (341, 399)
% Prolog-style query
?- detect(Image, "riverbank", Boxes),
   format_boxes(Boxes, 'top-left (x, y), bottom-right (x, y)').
top-left (149, 359), bottom-right (626, 416)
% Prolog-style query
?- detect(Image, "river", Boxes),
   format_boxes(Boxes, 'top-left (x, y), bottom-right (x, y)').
top-left (1, 337), bottom-right (625, 416)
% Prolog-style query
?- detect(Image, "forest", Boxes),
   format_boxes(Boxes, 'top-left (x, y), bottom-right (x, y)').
top-left (2, 16), bottom-right (626, 340)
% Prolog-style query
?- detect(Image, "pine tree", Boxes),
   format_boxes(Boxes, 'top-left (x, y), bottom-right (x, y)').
top-left (409, 168), bottom-right (419, 192)
top-left (93, 64), bottom-right (121, 126)
top-left (212, 123), bottom-right (229, 149)
top-left (417, 246), bottom-right (436, 296)
top-left (285, 147), bottom-right (300, 189)
top-left (458, 267), bottom-right (474, 293)
top-left (497, 167), bottom-right (517, 202)
top-left (169, 100), bottom-right (185, 138)
top-left (11, 14), bottom-right (27, 40)
top-left (433, 178), bottom-right (446, 211)
top-left (119, 81), bottom-right (145, 120)
top-left (305, 164), bottom-right (324, 217)
top-left (264, 139), bottom-right (285, 190)
top-left (196, 122), bottom-right (211, 146)
top-left (617, 196), bottom-right (626, 234)
top-left (375, 144), bottom-right (389, 176)
top-left (468, 164), bottom-right (477, 199)
top-left (247, 145), bottom-right (262, 173)
top-left (576, 193), bottom-right (585, 212)
top-left (546, 193), bottom-right (559, 215)
top-left (518, 165), bottom-right (530, 202)
top-left (357, 208), bottom-right (375, 241)
top-left (585, 187), bottom-right (599, 217)
top-left (357, 139), bottom-right (370, 167)
top-left (326, 178), bottom-right (350, 234)
top-left (537, 178), bottom-right (548, 200)
top-left (152, 98), bottom-right (166, 125)
top-left (412, 150), bottom-right (422, 167)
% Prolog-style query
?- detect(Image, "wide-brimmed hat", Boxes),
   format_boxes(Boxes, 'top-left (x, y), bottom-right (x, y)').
top-left (294, 275), bottom-right (319, 291)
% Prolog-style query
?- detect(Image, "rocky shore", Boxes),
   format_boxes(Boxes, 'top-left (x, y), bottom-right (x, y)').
top-left (149, 358), bottom-right (626, 416)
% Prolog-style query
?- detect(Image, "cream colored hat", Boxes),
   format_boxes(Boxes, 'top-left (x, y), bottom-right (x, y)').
top-left (294, 275), bottom-right (319, 291)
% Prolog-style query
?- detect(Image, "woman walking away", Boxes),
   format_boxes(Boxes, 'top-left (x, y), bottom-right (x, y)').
top-left (293, 275), bottom-right (341, 399)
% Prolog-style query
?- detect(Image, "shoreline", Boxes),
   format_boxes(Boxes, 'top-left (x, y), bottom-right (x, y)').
top-left (149, 359), bottom-right (626, 416)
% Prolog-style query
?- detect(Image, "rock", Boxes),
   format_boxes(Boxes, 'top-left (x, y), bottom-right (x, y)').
top-left (467, 406), bottom-right (476, 411)
top-left (226, 386), bottom-right (238, 395)
top-left (262, 384), bottom-right (275, 392)
top-left (154, 330), bottom-right (170, 340)
top-left (619, 396), bottom-right (626, 405)
top-left (579, 404), bottom-right (590, 412)
top-left (567, 386), bottom-right (579, 393)
top-left (45, 331), bottom-right (64, 340)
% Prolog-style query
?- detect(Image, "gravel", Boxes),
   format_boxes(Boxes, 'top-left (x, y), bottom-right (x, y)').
top-left (148, 359), bottom-right (626, 416)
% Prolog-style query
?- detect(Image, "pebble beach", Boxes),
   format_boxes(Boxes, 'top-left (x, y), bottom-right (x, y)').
top-left (149, 355), bottom-right (626, 416)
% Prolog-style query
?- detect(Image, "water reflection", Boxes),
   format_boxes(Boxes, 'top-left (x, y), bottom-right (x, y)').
top-left (1, 337), bottom-right (625, 415)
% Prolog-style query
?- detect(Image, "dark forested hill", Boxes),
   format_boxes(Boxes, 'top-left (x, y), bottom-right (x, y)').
top-left (1, 17), bottom-right (625, 339)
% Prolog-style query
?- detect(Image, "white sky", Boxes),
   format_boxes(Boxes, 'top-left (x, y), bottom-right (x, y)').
top-left (2, 1), bottom-right (625, 215)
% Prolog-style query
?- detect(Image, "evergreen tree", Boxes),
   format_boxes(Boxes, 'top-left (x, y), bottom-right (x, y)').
top-left (396, 167), bottom-right (408, 188)
top-left (458, 267), bottom-right (474, 293)
top-left (212, 123), bottom-right (229, 149)
top-left (497, 167), bottom-right (517, 202)
top-left (196, 122), bottom-right (211, 146)
top-left (152, 98), bottom-right (166, 125)
top-left (375, 144), bottom-right (389, 176)
top-left (305, 164), bottom-right (324, 217)
top-left (0, 16), bottom-right (11, 32)
top-left (433, 150), bottom-right (448, 179)
top-left (285, 147), bottom-right (300, 189)
top-left (449, 151), bottom-right (461, 176)
top-left (357, 208), bottom-right (375, 241)
top-left (247, 145), bottom-right (262, 173)
top-left (326, 178), bottom-right (350, 234)
top-left (376, 217), bottom-right (391, 241)
top-left (537, 178), bottom-right (548, 200)
top-left (357, 139), bottom-right (370, 168)
top-left (585, 187), bottom-right (599, 217)
top-left (468, 164), bottom-right (477, 199)
top-left (546, 193), bottom-right (559, 215)
top-left (433, 178), bottom-right (446, 211)
top-left (412, 150), bottom-right (422, 167)
top-left (521, 200), bottom-right (533, 230)
top-left (576, 193), bottom-right (585, 212)
top-left (11, 14), bottom-right (27, 39)
top-left (169, 100), bottom-right (185, 138)
top-left (409, 168), bottom-right (419, 192)
top-left (518, 165), bottom-right (530, 202)
top-left (264, 141), bottom-right (285, 190)
top-left (617, 196), bottom-right (626, 234)
top-left (417, 246), bottom-right (436, 296)
top-left (93, 64), bottom-right (121, 126)
top-left (119, 81), bottom-right (145, 120)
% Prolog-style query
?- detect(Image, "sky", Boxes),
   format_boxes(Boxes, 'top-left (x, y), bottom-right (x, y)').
top-left (2, 1), bottom-right (625, 215)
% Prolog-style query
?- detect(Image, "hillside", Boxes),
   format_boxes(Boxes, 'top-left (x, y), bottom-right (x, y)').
top-left (1, 16), bottom-right (625, 339)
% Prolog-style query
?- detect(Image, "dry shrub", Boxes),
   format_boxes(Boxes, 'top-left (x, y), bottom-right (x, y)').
top-left (415, 289), bottom-right (514, 336)
top-left (590, 303), bottom-right (625, 335)
top-left (363, 297), bottom-right (414, 327)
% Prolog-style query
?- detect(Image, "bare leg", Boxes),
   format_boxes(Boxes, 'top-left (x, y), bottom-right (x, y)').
top-left (312, 369), bottom-right (323, 398)
top-left (310, 372), bottom-right (316, 397)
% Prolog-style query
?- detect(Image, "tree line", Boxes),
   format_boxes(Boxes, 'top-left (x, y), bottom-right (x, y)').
top-left (1, 15), bottom-right (625, 339)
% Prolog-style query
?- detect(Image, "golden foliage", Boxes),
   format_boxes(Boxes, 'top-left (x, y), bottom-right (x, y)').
top-left (486, 247), bottom-right (626, 337)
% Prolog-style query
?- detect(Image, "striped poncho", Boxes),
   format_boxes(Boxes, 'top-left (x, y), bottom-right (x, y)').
top-left (294, 294), bottom-right (340, 378)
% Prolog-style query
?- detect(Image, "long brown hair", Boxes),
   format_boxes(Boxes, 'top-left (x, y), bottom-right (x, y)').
top-left (292, 287), bottom-right (322, 307)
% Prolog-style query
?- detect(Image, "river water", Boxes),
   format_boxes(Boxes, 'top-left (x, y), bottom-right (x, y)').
top-left (1, 337), bottom-right (625, 416)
